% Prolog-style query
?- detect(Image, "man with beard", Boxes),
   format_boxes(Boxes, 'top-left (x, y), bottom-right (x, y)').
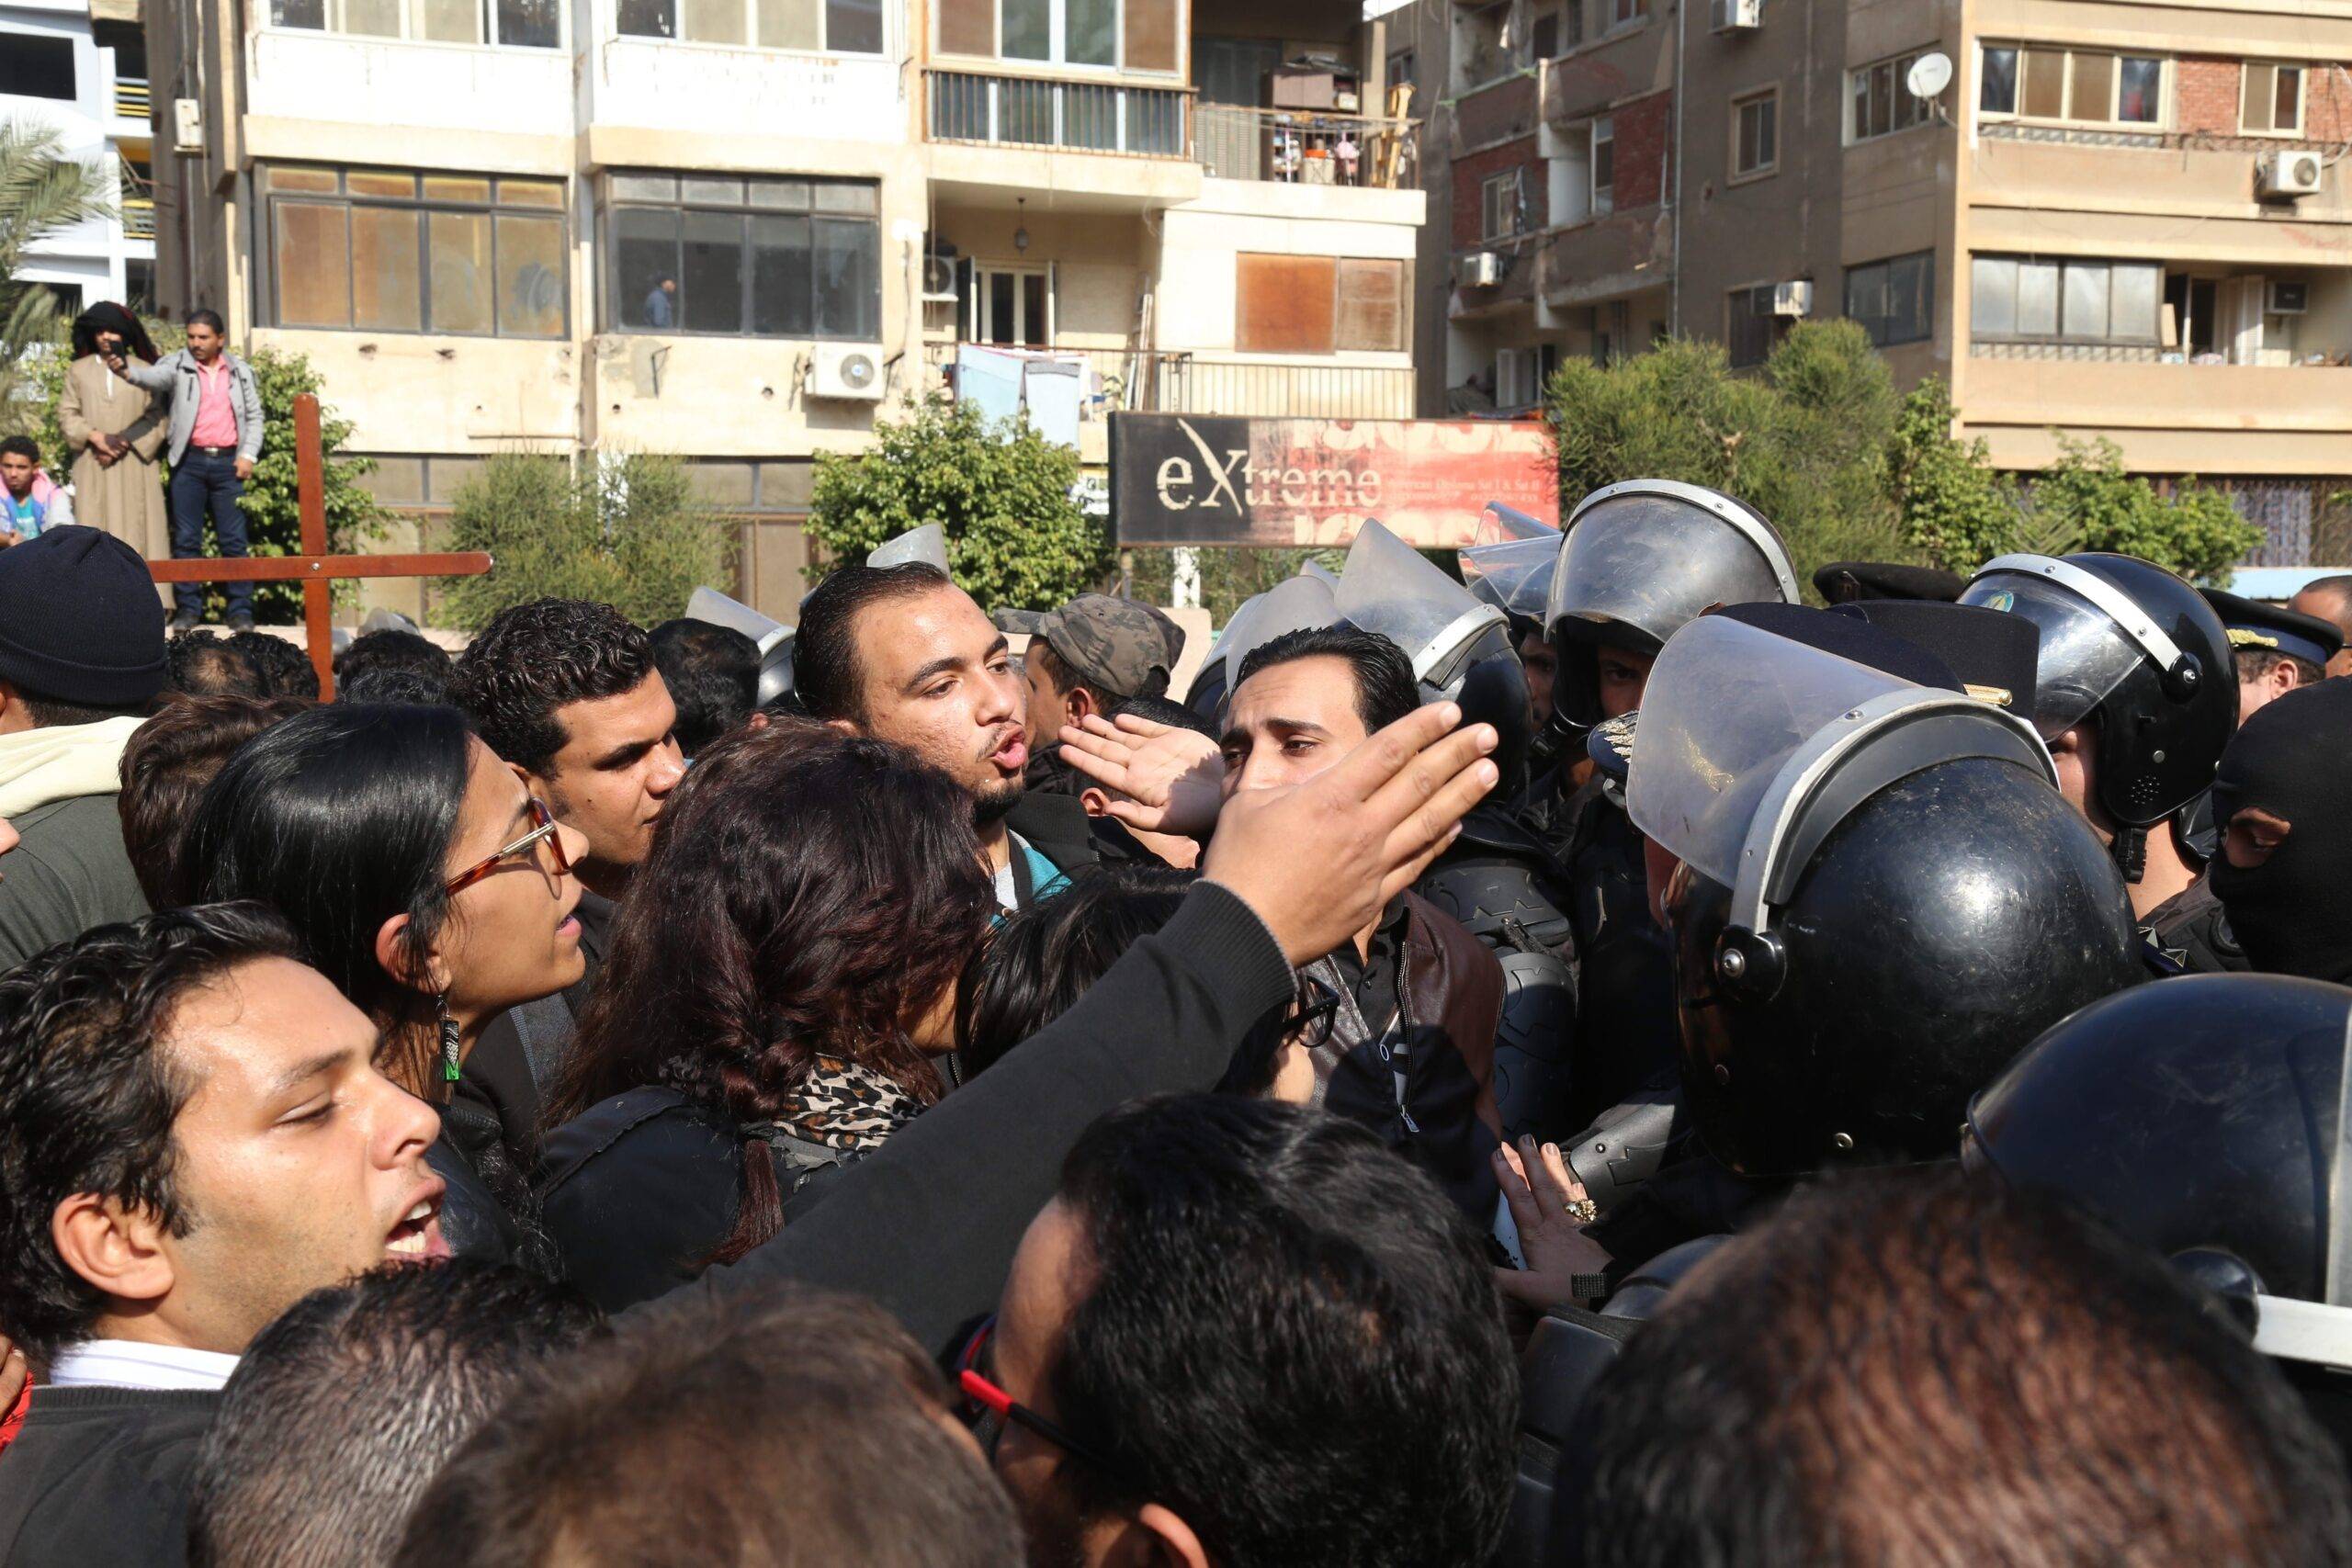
top-left (797, 562), bottom-right (1076, 911)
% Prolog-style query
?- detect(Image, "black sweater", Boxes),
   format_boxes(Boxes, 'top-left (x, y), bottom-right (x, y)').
top-left (637, 883), bottom-right (1294, 1355)
top-left (0, 1385), bottom-right (218, 1566)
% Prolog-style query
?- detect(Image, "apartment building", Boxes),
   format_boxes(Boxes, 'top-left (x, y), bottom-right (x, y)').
top-left (1421, 0), bottom-right (2352, 558)
top-left (4, 0), bottom-right (156, 312)
top-left (141, 0), bottom-right (1425, 617)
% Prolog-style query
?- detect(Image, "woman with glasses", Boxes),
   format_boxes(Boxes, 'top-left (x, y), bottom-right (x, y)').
top-left (183, 702), bottom-right (589, 1267)
top-left (537, 721), bottom-right (997, 1314)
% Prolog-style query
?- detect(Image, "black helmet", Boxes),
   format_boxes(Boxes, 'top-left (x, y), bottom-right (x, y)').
top-left (1339, 521), bottom-right (1532, 782)
top-left (1958, 553), bottom-right (2234, 839)
top-left (1627, 614), bottom-right (2142, 1178)
top-left (1542, 479), bottom-right (1799, 734)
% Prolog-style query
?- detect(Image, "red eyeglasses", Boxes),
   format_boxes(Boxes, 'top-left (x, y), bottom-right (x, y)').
top-left (955, 1316), bottom-right (1146, 1495)
top-left (443, 798), bottom-right (571, 897)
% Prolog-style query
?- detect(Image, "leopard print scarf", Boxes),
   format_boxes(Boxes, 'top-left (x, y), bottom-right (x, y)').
top-left (743, 1054), bottom-right (923, 1176)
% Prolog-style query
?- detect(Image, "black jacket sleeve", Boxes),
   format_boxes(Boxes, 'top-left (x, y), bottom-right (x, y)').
top-left (663, 882), bottom-right (1294, 1353)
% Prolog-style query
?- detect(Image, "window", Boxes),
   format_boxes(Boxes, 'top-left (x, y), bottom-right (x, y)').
top-left (1496, 344), bottom-right (1557, 408)
top-left (616, 0), bottom-right (878, 51)
top-left (1591, 115), bottom-right (1615, 216)
top-left (1482, 169), bottom-right (1524, 242)
top-left (605, 174), bottom-right (879, 339)
top-left (1850, 49), bottom-right (1934, 142)
top-left (262, 166), bottom-right (566, 337)
top-left (1527, 4), bottom-right (1576, 63)
top-left (1387, 48), bottom-right (1416, 92)
top-left (1235, 255), bottom-right (1406, 355)
top-left (1726, 285), bottom-right (1789, 368)
top-left (1611, 0), bottom-right (1643, 26)
top-left (1843, 252), bottom-right (1933, 346)
top-left (1734, 88), bottom-right (1779, 177)
top-left (0, 32), bottom-right (78, 96)
top-left (1971, 254), bottom-right (2160, 344)
top-left (1977, 42), bottom-right (2164, 124)
top-left (2244, 63), bottom-right (2303, 135)
top-left (933, 0), bottom-right (1179, 72)
top-left (269, 0), bottom-right (558, 46)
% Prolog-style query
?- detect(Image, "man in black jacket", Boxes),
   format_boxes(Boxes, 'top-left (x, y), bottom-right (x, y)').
top-left (0, 905), bottom-right (449, 1566)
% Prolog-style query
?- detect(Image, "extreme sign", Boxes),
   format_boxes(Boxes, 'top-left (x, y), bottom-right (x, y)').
top-left (1109, 413), bottom-right (1558, 549)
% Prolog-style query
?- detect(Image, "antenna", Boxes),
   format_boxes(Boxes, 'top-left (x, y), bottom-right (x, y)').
top-left (1906, 51), bottom-right (1954, 102)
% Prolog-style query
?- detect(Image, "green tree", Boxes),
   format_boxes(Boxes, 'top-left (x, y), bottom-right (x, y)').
top-left (2025, 436), bottom-right (2262, 584)
top-left (0, 120), bottom-right (116, 423)
top-left (436, 451), bottom-right (726, 631)
top-left (807, 393), bottom-right (1112, 610)
top-left (1886, 377), bottom-right (2023, 573)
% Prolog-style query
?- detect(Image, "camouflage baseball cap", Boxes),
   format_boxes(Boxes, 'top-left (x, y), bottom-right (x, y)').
top-left (1038, 594), bottom-right (1174, 700)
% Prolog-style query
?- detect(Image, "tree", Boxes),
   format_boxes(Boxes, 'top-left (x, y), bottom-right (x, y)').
top-left (807, 393), bottom-right (1113, 610)
top-left (435, 452), bottom-right (726, 632)
top-left (2026, 437), bottom-right (2262, 584)
top-left (1886, 377), bottom-right (2024, 573)
top-left (0, 120), bottom-right (116, 423)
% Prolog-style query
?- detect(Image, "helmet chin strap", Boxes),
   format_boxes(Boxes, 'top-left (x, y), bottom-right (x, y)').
top-left (2111, 823), bottom-right (2148, 885)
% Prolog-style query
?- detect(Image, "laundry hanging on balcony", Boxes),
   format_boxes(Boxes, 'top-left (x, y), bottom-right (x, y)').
top-left (951, 345), bottom-right (1089, 450)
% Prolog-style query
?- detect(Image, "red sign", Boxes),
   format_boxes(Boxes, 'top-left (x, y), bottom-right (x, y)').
top-left (1110, 413), bottom-right (1558, 548)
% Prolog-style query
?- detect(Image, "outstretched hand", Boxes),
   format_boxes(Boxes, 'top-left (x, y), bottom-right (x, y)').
top-left (1057, 712), bottom-right (1226, 838)
top-left (1492, 1135), bottom-right (1615, 1314)
top-left (1202, 703), bottom-right (1498, 967)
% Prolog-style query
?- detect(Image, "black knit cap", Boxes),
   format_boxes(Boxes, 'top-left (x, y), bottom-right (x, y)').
top-left (0, 525), bottom-right (167, 705)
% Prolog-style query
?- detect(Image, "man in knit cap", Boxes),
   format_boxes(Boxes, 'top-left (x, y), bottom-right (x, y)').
top-left (0, 527), bottom-right (168, 969)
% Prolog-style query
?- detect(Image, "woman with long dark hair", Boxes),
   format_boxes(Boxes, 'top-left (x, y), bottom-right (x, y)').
top-left (184, 702), bottom-right (588, 1263)
top-left (538, 721), bottom-right (996, 1313)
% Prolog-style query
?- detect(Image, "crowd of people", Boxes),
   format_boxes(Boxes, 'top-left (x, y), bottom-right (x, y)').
top-left (0, 457), bottom-right (2345, 1565)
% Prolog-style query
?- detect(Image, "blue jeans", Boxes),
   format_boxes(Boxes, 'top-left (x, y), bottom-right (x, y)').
top-left (168, 449), bottom-right (252, 617)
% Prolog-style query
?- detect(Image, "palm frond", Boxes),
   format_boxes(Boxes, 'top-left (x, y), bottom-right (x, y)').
top-left (0, 118), bottom-right (118, 280)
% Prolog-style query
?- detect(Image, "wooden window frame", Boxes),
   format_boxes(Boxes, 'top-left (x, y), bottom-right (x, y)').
top-left (1731, 85), bottom-right (1780, 181)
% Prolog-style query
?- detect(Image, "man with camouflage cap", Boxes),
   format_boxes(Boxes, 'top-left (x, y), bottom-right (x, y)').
top-left (1020, 593), bottom-right (1179, 795)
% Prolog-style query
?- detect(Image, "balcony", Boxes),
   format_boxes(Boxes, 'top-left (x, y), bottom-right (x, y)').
top-left (924, 69), bottom-right (1191, 159)
top-left (122, 197), bottom-right (155, 240)
top-left (1962, 357), bottom-right (2352, 477)
top-left (113, 76), bottom-right (151, 122)
top-left (247, 29), bottom-right (571, 144)
top-left (924, 343), bottom-right (1414, 422)
top-left (1194, 104), bottom-right (1419, 190)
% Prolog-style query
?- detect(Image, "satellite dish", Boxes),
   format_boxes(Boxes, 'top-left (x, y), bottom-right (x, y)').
top-left (1906, 51), bottom-right (1953, 100)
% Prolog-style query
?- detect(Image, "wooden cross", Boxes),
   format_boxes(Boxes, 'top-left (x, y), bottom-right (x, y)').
top-left (148, 392), bottom-right (492, 699)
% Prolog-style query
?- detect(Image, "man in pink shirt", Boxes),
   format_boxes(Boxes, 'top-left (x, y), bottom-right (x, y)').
top-left (107, 310), bottom-right (266, 632)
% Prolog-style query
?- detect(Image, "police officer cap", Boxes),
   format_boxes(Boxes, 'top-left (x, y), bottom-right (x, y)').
top-left (1831, 600), bottom-right (2041, 716)
top-left (2200, 587), bottom-right (2345, 672)
top-left (1812, 560), bottom-right (1966, 604)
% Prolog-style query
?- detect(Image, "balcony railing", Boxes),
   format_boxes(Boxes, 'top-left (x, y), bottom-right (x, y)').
top-left (1194, 105), bottom-right (1419, 190)
top-left (925, 70), bottom-right (1190, 158)
top-left (925, 343), bottom-right (1415, 421)
top-left (114, 76), bottom-right (151, 119)
top-left (122, 197), bottom-right (155, 240)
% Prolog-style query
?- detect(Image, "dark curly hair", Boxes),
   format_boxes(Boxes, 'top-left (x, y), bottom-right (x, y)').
top-left (0, 902), bottom-right (300, 1366)
top-left (552, 720), bottom-right (996, 1260)
top-left (448, 599), bottom-right (654, 776)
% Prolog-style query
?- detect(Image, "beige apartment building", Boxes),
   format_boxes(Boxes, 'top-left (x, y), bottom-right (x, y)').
top-left (141, 0), bottom-right (1426, 617)
top-left (1419, 0), bottom-right (2352, 560)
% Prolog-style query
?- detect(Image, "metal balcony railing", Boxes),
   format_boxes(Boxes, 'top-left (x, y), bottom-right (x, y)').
top-left (924, 70), bottom-right (1191, 158)
top-left (114, 76), bottom-right (151, 119)
top-left (122, 197), bottom-right (156, 240)
top-left (1193, 104), bottom-right (1420, 190)
top-left (926, 343), bottom-right (1416, 421)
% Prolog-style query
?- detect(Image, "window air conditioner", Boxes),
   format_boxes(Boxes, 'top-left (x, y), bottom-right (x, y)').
top-left (1458, 252), bottom-right (1504, 288)
top-left (1769, 280), bottom-right (1813, 317)
top-left (922, 256), bottom-right (958, 303)
top-left (2268, 280), bottom-right (2310, 315)
top-left (808, 344), bottom-right (886, 401)
top-left (2257, 151), bottom-right (2323, 200)
top-left (1711, 0), bottom-right (1762, 33)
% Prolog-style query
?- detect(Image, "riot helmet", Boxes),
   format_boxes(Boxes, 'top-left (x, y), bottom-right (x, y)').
top-left (1958, 553), bottom-right (2234, 876)
top-left (1183, 571), bottom-right (1341, 727)
top-left (1543, 480), bottom-right (1800, 736)
top-left (1627, 614), bottom-right (2140, 1178)
top-left (1338, 520), bottom-right (1530, 781)
top-left (1461, 502), bottom-right (1559, 638)
top-left (684, 586), bottom-right (796, 708)
top-left (866, 522), bottom-right (951, 572)
top-left (1966, 975), bottom-right (2352, 1394)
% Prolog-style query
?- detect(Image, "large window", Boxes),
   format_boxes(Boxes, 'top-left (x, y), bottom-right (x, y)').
top-left (1850, 49), bottom-right (1934, 142)
top-left (269, 0), bottom-right (558, 47)
top-left (616, 0), bottom-right (878, 51)
top-left (1591, 115), bottom-right (1615, 216)
top-left (1978, 43), bottom-right (2162, 125)
top-left (1733, 88), bottom-right (1779, 178)
top-left (2243, 63), bottom-right (2303, 135)
top-left (0, 33), bottom-right (76, 98)
top-left (935, 0), bottom-right (1178, 73)
top-left (262, 166), bottom-right (566, 338)
top-left (1235, 255), bottom-right (1406, 355)
top-left (605, 174), bottom-right (879, 340)
top-left (1971, 254), bottom-right (2160, 344)
top-left (1482, 170), bottom-right (1524, 243)
top-left (1844, 253), bottom-right (1933, 346)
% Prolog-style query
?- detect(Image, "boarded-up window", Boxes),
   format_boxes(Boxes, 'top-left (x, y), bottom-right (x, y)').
top-left (276, 203), bottom-right (352, 327)
top-left (936, 0), bottom-right (989, 54)
top-left (1337, 259), bottom-right (1404, 351)
top-left (1237, 255), bottom-right (1337, 354)
top-left (1124, 0), bottom-right (1176, 71)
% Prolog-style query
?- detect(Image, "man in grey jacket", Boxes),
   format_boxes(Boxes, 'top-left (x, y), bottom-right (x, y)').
top-left (104, 310), bottom-right (265, 633)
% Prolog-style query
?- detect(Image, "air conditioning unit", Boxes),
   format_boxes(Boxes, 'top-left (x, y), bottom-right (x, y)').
top-left (1711, 0), bottom-right (1762, 33)
top-left (2268, 280), bottom-right (2310, 315)
top-left (1768, 280), bottom-right (1813, 317)
top-left (172, 96), bottom-right (203, 153)
top-left (808, 344), bottom-right (885, 401)
top-left (1457, 252), bottom-right (1503, 288)
top-left (2257, 150), bottom-right (2324, 200)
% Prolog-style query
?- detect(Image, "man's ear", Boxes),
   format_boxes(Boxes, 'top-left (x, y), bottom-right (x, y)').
top-left (52, 1192), bottom-right (175, 1311)
top-left (0, 679), bottom-right (31, 737)
top-left (508, 760), bottom-right (557, 807)
top-left (1079, 785), bottom-right (1114, 820)
top-left (1133, 1505), bottom-right (1212, 1568)
top-left (825, 716), bottom-right (858, 739)
top-left (1068, 685), bottom-right (1099, 726)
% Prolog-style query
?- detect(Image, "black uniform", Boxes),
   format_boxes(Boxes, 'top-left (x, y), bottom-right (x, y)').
top-left (2142, 875), bottom-right (2247, 974)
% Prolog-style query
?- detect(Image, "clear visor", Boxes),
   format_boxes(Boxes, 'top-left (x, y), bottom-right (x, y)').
top-left (684, 586), bottom-right (790, 656)
top-left (1626, 615), bottom-right (1920, 889)
top-left (1339, 520), bottom-right (1498, 673)
top-left (1957, 570), bottom-right (2144, 739)
top-left (1461, 535), bottom-right (1558, 623)
top-left (1472, 502), bottom-right (1559, 547)
top-left (868, 523), bottom-right (950, 572)
top-left (1217, 573), bottom-right (1340, 697)
top-left (1545, 492), bottom-right (1793, 648)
